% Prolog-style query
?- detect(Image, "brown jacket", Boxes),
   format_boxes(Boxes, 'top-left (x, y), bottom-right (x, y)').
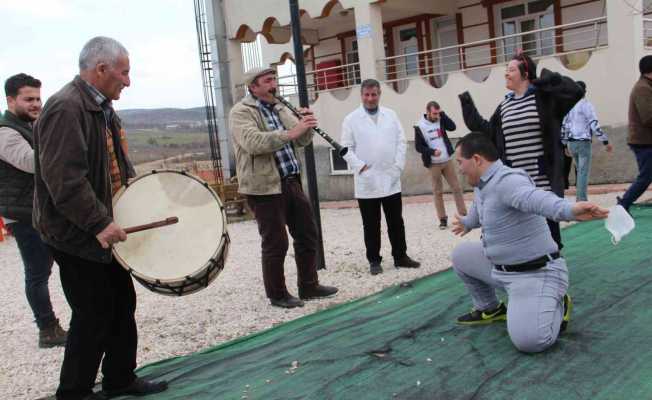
top-left (228, 95), bottom-right (312, 195)
top-left (628, 76), bottom-right (652, 145)
top-left (33, 76), bottom-right (134, 263)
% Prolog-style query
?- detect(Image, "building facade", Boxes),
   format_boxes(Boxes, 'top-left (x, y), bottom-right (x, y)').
top-left (208, 0), bottom-right (652, 200)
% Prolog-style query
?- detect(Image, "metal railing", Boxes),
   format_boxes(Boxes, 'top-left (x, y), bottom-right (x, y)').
top-left (377, 17), bottom-right (607, 87)
top-left (276, 59), bottom-right (361, 99)
top-left (249, 17), bottom-right (608, 99)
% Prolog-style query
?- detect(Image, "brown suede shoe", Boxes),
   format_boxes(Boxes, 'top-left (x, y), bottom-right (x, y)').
top-left (39, 319), bottom-right (68, 348)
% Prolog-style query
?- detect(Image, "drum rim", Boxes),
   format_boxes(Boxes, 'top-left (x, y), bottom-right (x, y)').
top-left (112, 169), bottom-right (229, 284)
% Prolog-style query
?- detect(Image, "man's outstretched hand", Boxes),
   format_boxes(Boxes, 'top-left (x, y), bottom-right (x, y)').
top-left (572, 202), bottom-right (609, 221)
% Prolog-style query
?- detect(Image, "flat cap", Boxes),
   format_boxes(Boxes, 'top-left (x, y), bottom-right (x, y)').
top-left (243, 67), bottom-right (276, 86)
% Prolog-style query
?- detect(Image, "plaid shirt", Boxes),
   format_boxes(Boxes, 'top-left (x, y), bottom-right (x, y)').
top-left (82, 80), bottom-right (112, 120)
top-left (257, 99), bottom-right (300, 178)
top-left (82, 80), bottom-right (123, 194)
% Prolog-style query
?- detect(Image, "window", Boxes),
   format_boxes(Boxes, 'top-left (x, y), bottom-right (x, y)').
top-left (501, 4), bottom-right (525, 19)
top-left (528, 0), bottom-right (554, 14)
top-left (345, 38), bottom-right (361, 86)
top-left (330, 149), bottom-right (352, 174)
top-left (499, 0), bottom-right (555, 60)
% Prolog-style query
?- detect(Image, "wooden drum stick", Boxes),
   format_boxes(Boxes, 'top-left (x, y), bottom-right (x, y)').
top-left (124, 217), bottom-right (179, 234)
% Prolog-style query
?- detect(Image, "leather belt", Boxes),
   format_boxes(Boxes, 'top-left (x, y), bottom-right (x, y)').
top-left (495, 252), bottom-right (561, 272)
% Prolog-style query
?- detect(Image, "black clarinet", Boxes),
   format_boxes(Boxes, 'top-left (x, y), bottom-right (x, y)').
top-left (274, 95), bottom-right (348, 157)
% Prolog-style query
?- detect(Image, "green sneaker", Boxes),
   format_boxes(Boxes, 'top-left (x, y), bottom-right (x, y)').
top-left (457, 302), bottom-right (507, 325)
top-left (560, 294), bottom-right (572, 333)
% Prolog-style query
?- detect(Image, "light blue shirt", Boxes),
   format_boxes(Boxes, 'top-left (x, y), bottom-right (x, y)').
top-left (461, 160), bottom-right (576, 265)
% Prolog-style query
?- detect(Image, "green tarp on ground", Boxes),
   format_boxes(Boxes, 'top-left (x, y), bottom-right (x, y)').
top-left (120, 206), bottom-right (652, 400)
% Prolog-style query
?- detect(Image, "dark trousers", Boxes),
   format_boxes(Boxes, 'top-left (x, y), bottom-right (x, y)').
top-left (357, 192), bottom-right (407, 263)
top-left (50, 247), bottom-right (137, 400)
top-left (246, 177), bottom-right (319, 300)
top-left (563, 152), bottom-right (574, 190)
top-left (547, 219), bottom-right (563, 250)
top-left (621, 145), bottom-right (652, 210)
top-left (8, 221), bottom-right (56, 330)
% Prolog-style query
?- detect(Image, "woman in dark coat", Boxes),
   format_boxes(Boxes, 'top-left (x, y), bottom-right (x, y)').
top-left (458, 53), bottom-right (584, 248)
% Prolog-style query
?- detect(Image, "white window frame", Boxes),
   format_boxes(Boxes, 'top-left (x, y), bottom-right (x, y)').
top-left (344, 37), bottom-right (361, 86)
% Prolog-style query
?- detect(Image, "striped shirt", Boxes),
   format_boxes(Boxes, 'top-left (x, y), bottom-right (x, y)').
top-left (256, 99), bottom-right (300, 178)
top-left (500, 89), bottom-right (550, 191)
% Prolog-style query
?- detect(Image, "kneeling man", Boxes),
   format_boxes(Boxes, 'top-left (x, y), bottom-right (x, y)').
top-left (451, 132), bottom-right (608, 353)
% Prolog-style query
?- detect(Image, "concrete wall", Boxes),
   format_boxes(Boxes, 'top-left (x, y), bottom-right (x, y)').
top-left (300, 143), bottom-right (436, 201)
top-left (567, 125), bottom-right (639, 186)
top-left (304, 124), bottom-right (640, 201)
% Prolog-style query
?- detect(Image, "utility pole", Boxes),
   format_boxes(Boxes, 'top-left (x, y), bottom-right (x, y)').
top-left (288, 0), bottom-right (326, 270)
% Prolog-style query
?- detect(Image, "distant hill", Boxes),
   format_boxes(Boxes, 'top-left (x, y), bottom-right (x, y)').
top-left (117, 107), bottom-right (208, 131)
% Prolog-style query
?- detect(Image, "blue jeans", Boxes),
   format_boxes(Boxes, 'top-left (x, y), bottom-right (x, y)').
top-left (621, 145), bottom-right (652, 210)
top-left (452, 242), bottom-right (568, 353)
top-left (568, 140), bottom-right (592, 201)
top-left (8, 221), bottom-right (56, 330)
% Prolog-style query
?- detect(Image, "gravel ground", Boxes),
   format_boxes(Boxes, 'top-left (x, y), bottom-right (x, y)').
top-left (0, 191), bottom-right (637, 399)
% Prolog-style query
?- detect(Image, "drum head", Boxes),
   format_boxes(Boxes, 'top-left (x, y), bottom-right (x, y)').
top-left (112, 171), bottom-right (226, 287)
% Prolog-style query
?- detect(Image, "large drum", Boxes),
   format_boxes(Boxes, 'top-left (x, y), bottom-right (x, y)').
top-left (112, 170), bottom-right (229, 296)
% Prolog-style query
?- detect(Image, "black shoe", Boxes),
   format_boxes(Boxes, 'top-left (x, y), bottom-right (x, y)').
top-left (85, 394), bottom-right (108, 400)
top-left (84, 393), bottom-right (108, 400)
top-left (37, 394), bottom-right (106, 400)
top-left (369, 261), bottom-right (383, 275)
top-left (439, 217), bottom-right (448, 230)
top-left (270, 294), bottom-right (305, 308)
top-left (457, 302), bottom-right (507, 325)
top-left (394, 255), bottom-right (421, 269)
top-left (560, 294), bottom-right (572, 333)
top-left (299, 284), bottom-right (339, 300)
top-left (104, 377), bottom-right (168, 398)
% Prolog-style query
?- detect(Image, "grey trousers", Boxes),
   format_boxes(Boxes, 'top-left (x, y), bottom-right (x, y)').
top-left (451, 241), bottom-right (569, 353)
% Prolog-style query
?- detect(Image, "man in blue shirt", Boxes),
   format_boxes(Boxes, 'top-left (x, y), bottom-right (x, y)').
top-left (450, 132), bottom-right (608, 353)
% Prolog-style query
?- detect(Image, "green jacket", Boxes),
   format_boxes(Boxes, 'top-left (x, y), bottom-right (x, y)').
top-left (229, 95), bottom-right (312, 195)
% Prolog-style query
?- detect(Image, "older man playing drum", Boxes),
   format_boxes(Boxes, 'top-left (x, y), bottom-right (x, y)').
top-left (34, 37), bottom-right (168, 400)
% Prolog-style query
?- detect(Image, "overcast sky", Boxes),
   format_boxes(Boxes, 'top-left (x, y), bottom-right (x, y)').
top-left (0, 0), bottom-right (205, 110)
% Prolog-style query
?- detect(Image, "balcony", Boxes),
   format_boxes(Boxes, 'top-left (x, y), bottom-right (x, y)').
top-left (276, 16), bottom-right (607, 99)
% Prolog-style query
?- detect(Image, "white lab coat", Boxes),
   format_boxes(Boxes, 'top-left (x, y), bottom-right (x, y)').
top-left (341, 105), bottom-right (407, 199)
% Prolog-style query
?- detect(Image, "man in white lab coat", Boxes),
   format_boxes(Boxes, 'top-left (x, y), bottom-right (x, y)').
top-left (341, 79), bottom-right (421, 275)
